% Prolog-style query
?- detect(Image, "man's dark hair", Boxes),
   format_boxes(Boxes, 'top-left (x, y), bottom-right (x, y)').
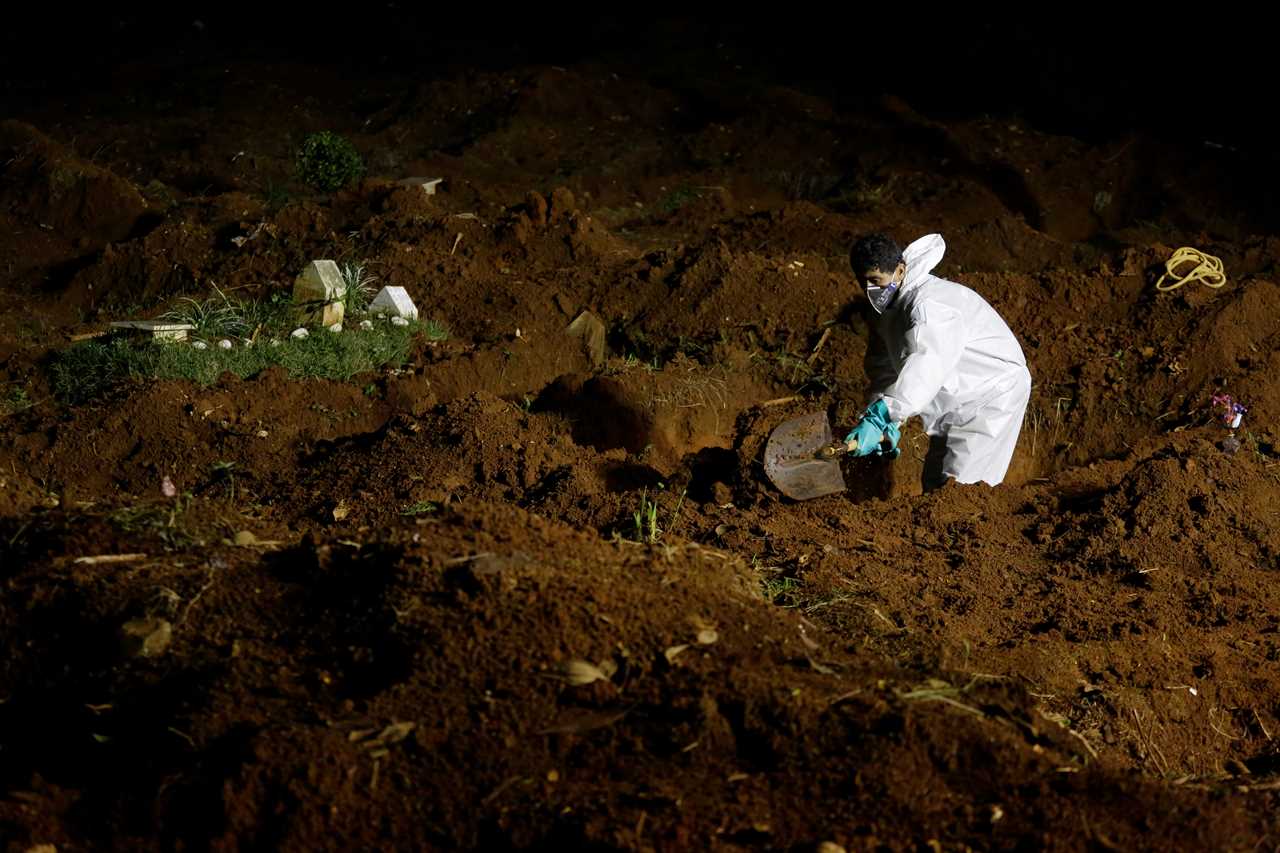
top-left (849, 233), bottom-right (904, 276)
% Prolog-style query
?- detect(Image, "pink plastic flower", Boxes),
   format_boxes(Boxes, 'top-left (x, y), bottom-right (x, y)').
top-left (1210, 394), bottom-right (1247, 429)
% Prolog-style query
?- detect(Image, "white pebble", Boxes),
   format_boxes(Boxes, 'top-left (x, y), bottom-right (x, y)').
top-left (218, 339), bottom-right (233, 350)
top-left (291, 328), bottom-right (309, 339)
top-left (192, 340), bottom-right (208, 350)
top-left (270, 339), bottom-right (282, 347)
top-left (359, 320), bottom-right (374, 331)
top-left (390, 316), bottom-right (409, 327)
top-left (328, 323), bottom-right (343, 333)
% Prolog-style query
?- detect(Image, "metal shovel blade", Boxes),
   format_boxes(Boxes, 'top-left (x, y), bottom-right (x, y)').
top-left (763, 411), bottom-right (846, 500)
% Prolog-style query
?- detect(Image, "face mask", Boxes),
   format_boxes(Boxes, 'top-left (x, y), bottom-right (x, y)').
top-left (866, 278), bottom-right (900, 313)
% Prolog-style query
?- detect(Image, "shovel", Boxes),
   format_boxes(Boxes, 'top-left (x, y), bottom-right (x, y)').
top-left (763, 411), bottom-right (869, 500)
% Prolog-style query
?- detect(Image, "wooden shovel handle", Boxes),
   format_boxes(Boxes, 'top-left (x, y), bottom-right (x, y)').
top-left (822, 433), bottom-right (889, 458)
top-left (820, 438), bottom-right (858, 458)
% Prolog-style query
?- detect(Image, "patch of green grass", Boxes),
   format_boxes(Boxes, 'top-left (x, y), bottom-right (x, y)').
top-left (421, 319), bottom-right (450, 342)
top-left (142, 179), bottom-right (179, 208)
top-left (656, 186), bottom-right (699, 215)
top-left (606, 352), bottom-right (664, 376)
top-left (51, 320), bottom-right (428, 404)
top-left (109, 495), bottom-right (197, 548)
top-left (632, 487), bottom-right (661, 543)
top-left (399, 500), bottom-right (439, 516)
top-left (338, 262), bottom-right (377, 315)
top-left (761, 574), bottom-right (800, 607)
top-left (674, 336), bottom-right (709, 359)
top-left (240, 290), bottom-right (296, 335)
top-left (48, 340), bottom-right (130, 404)
top-left (832, 175), bottom-right (897, 213)
top-left (2, 385), bottom-right (32, 415)
top-left (748, 347), bottom-right (835, 393)
top-left (628, 485), bottom-right (685, 543)
top-left (161, 283), bottom-right (258, 339)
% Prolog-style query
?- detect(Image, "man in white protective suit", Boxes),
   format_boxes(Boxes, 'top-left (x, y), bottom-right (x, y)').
top-left (844, 232), bottom-right (1032, 490)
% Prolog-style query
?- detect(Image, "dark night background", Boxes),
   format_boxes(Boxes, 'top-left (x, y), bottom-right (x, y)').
top-left (2, 7), bottom-right (1272, 157)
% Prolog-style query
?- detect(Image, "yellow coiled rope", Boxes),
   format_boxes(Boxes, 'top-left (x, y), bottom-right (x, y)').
top-left (1155, 247), bottom-right (1227, 292)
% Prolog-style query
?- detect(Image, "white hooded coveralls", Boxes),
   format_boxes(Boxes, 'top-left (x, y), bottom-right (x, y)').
top-left (867, 234), bottom-right (1031, 486)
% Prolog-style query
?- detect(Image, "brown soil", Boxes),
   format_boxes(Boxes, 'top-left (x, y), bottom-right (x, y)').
top-left (1, 37), bottom-right (1279, 852)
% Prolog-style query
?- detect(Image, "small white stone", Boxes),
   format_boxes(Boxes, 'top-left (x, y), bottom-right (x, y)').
top-left (359, 319), bottom-right (374, 331)
top-left (120, 617), bottom-right (173, 658)
top-left (291, 328), bottom-right (309, 339)
top-left (218, 339), bottom-right (233, 350)
top-left (329, 323), bottom-right (343, 333)
top-left (270, 339), bottom-right (282, 347)
top-left (192, 340), bottom-right (209, 350)
top-left (390, 316), bottom-right (409, 327)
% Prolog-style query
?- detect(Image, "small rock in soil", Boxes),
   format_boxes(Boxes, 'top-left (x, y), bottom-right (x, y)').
top-left (120, 617), bottom-right (173, 658)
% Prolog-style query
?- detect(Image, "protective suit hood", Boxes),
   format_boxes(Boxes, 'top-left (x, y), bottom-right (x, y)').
top-left (867, 233), bottom-right (945, 313)
top-left (899, 233), bottom-right (946, 294)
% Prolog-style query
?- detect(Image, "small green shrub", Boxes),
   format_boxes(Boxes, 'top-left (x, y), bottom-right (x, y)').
top-left (296, 132), bottom-right (364, 192)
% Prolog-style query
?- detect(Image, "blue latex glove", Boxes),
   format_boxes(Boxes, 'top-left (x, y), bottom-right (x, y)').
top-left (844, 399), bottom-right (901, 458)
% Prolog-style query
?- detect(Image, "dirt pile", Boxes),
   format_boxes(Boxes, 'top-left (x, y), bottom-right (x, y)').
top-left (0, 120), bottom-right (150, 246)
top-left (2, 503), bottom-right (1276, 850)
